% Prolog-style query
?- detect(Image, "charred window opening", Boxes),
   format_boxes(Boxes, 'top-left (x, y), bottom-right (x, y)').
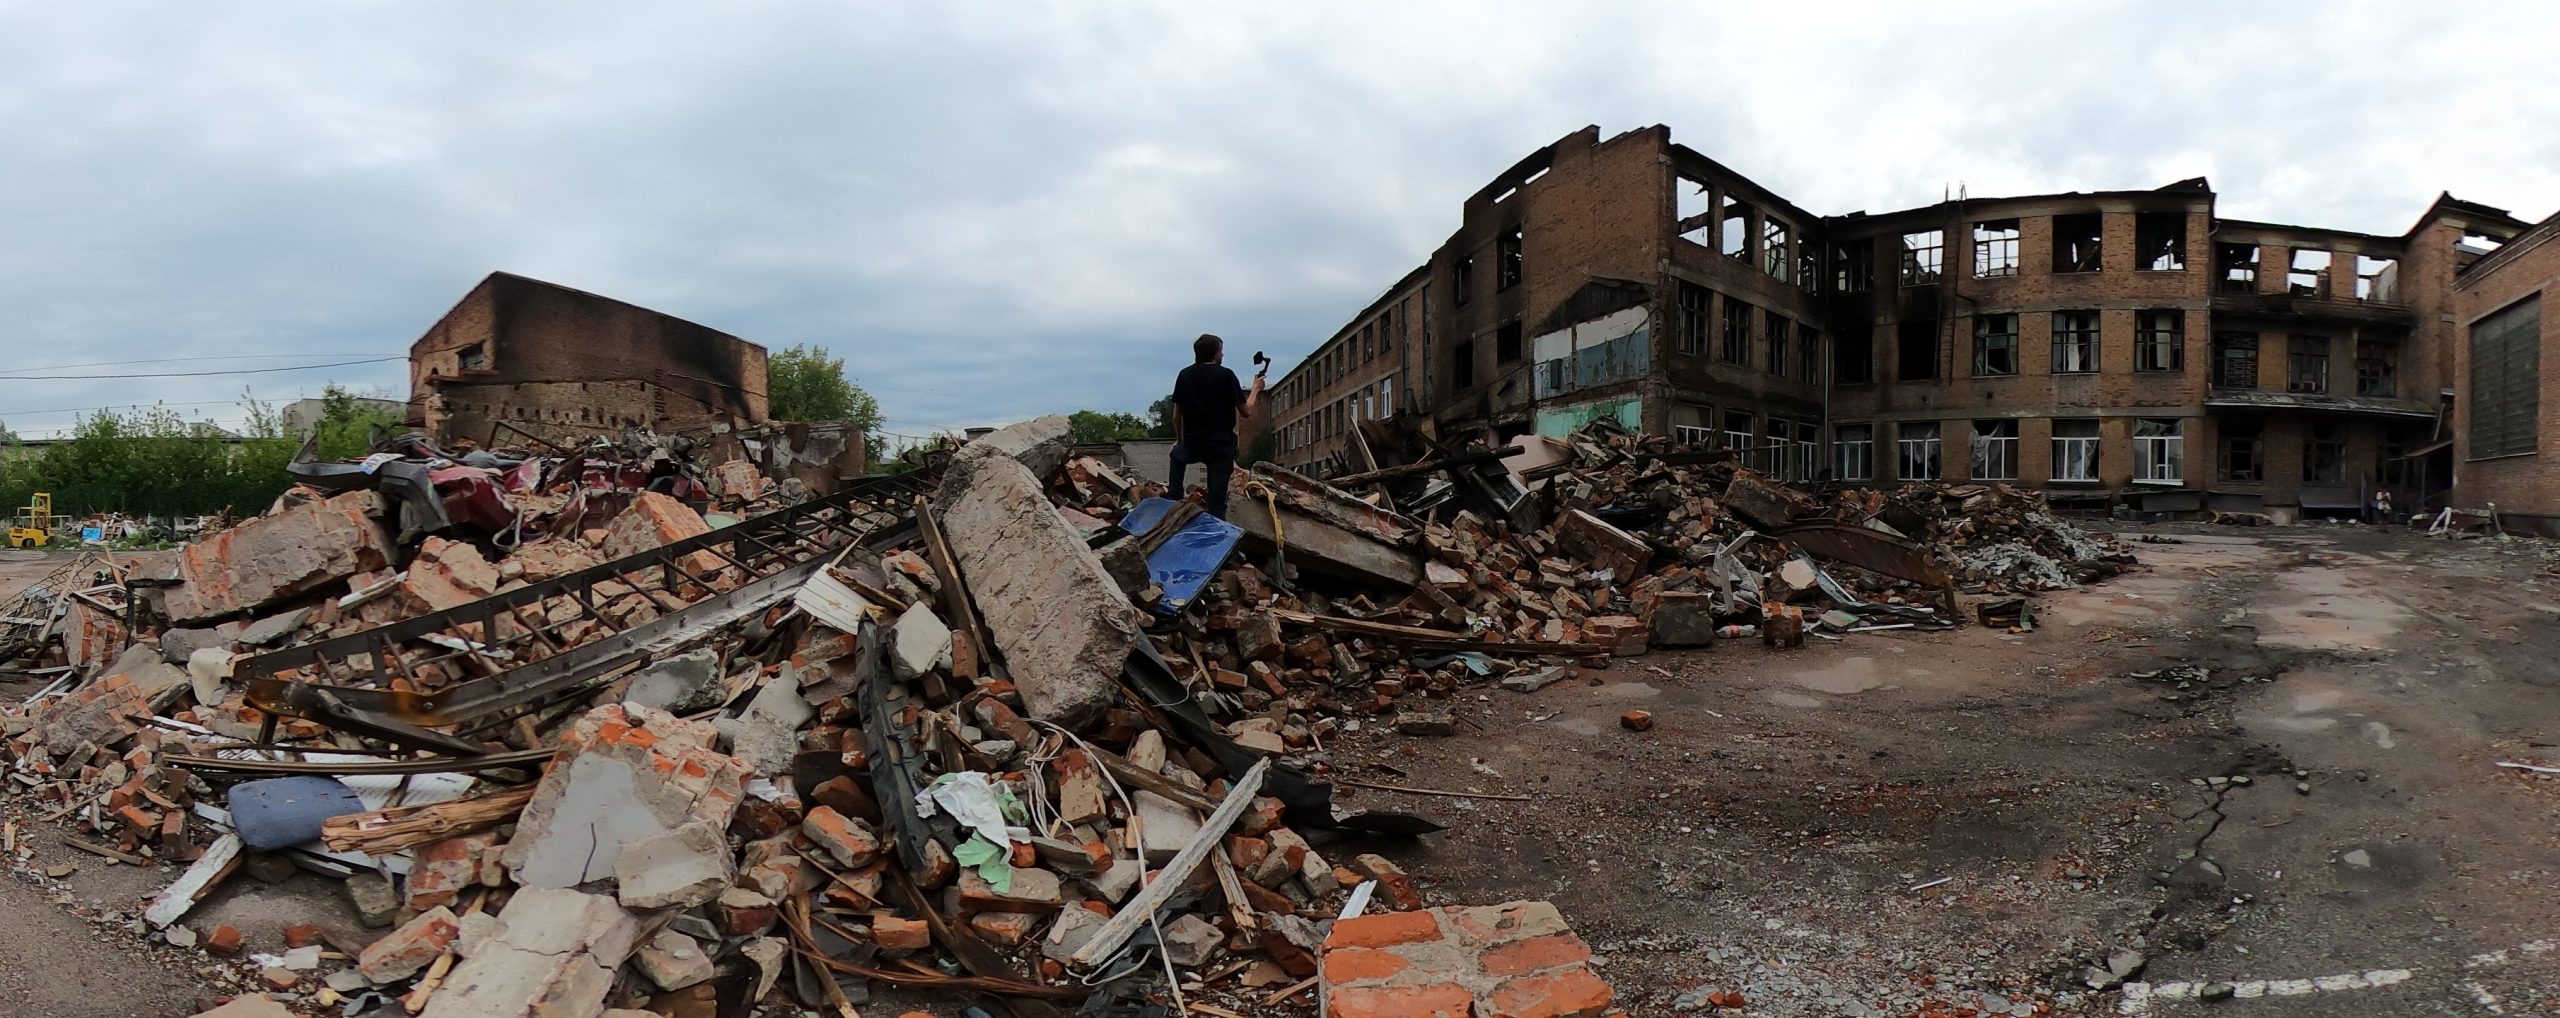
top-left (1766, 313), bottom-right (1791, 376)
top-left (2287, 335), bottom-right (2330, 393)
top-left (2303, 423), bottom-right (2345, 483)
top-left (2136, 212), bottom-right (2186, 271)
top-left (1973, 219), bottom-right (2020, 278)
top-left (1763, 218), bottom-right (1792, 280)
top-left (2217, 243), bottom-right (2259, 294)
top-left (1897, 319), bottom-right (1939, 380)
top-left (1496, 321), bottom-right (1523, 364)
top-left (1799, 247), bottom-right (1820, 293)
top-left (2287, 249), bottom-right (2331, 296)
top-left (1722, 196), bottom-right (1752, 261)
top-left (1835, 329), bottom-right (1875, 384)
top-left (1496, 226), bottom-right (1523, 291)
top-left (1836, 423), bottom-right (1873, 480)
top-left (1899, 230), bottom-right (1942, 286)
top-left (1452, 340), bottom-right (1475, 389)
top-left (1798, 328), bottom-right (1820, 384)
top-left (1677, 281), bottom-right (1711, 355)
top-left (1361, 323), bottom-right (1374, 361)
top-left (1970, 419), bottom-right (2018, 480)
top-left (457, 342), bottom-right (488, 371)
top-left (1973, 314), bottom-right (2019, 376)
top-left (1722, 298), bottom-right (1753, 366)
top-left (2052, 213), bottom-right (2104, 273)
top-left (2218, 421), bottom-right (2264, 482)
top-left (1676, 176), bottom-right (1714, 247)
top-left (1722, 409), bottom-right (1754, 452)
top-left (2136, 310), bottom-right (2183, 372)
top-left (2051, 310), bottom-right (2099, 373)
top-left (2355, 256), bottom-right (2399, 302)
top-left (2213, 332), bottom-right (2259, 389)
top-left (1453, 257), bottom-right (1474, 306)
top-left (1835, 240), bottom-right (1874, 293)
top-left (2355, 340), bottom-right (2397, 397)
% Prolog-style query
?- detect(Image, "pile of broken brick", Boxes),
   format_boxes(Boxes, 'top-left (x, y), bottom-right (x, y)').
top-left (0, 412), bottom-right (2124, 1018)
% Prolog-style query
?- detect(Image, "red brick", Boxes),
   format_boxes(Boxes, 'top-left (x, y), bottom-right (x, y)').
top-left (1329, 984), bottom-right (1473, 1018)
top-left (1481, 932), bottom-right (1595, 977)
top-left (802, 805), bottom-right (882, 869)
top-left (281, 924), bottom-right (323, 949)
top-left (1320, 946), bottom-right (1410, 986)
top-left (358, 906), bottom-right (461, 983)
top-left (1486, 967), bottom-right (1616, 1018)
top-left (1323, 909), bottom-right (1442, 950)
top-left (202, 924), bottom-right (243, 956)
top-left (872, 915), bottom-right (929, 950)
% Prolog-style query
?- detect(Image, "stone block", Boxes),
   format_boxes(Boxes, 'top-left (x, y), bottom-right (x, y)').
top-left (1132, 791), bottom-right (1202, 864)
top-left (159, 627), bottom-right (232, 666)
top-left (419, 887), bottom-right (642, 1018)
top-left (1647, 591), bottom-right (1718, 648)
top-left (1554, 509), bottom-right (1651, 581)
top-left (633, 929), bottom-right (715, 991)
top-left (502, 705), bottom-right (750, 893)
top-left (164, 491), bottom-right (392, 624)
top-left (889, 602), bottom-right (953, 682)
top-left (615, 820), bottom-right (733, 910)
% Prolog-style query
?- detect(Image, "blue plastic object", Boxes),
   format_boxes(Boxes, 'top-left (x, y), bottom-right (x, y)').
top-left (228, 776), bottom-right (368, 850)
top-left (1120, 497), bottom-right (1245, 615)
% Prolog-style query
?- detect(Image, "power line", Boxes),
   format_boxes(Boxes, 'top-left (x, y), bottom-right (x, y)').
top-left (0, 356), bottom-right (403, 380)
top-left (0, 352), bottom-right (390, 374)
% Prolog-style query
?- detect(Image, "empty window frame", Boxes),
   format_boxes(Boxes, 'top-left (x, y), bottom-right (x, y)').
top-left (1835, 328), bottom-right (1875, 384)
top-left (1794, 421), bottom-right (1821, 481)
top-left (2355, 341), bottom-right (2397, 397)
top-left (1721, 196), bottom-right (1752, 260)
top-left (1897, 422), bottom-right (1942, 480)
top-left (1496, 321), bottom-right (1523, 363)
top-left (1361, 323), bottom-right (1374, 361)
top-left (1497, 225), bottom-right (1523, 290)
top-left (2053, 213), bottom-right (2103, 273)
top-left (2051, 419), bottom-right (2100, 482)
top-left (1763, 417), bottom-right (1795, 476)
top-left (2287, 335), bottom-right (2329, 393)
top-left (1799, 247), bottom-right (1820, 293)
top-left (1973, 314), bottom-right (2020, 376)
top-left (1452, 339), bottom-right (1476, 388)
top-left (1673, 424), bottom-right (1714, 446)
top-left (1897, 319), bottom-right (1939, 380)
top-left (1763, 218), bottom-right (1792, 280)
top-left (1676, 177), bottom-right (1714, 247)
top-left (2216, 243), bottom-right (2259, 294)
top-left (1973, 219), bottom-right (2020, 278)
top-left (1765, 312), bottom-right (1791, 376)
top-left (1834, 240), bottom-right (1874, 292)
top-left (1677, 282), bottom-right (1711, 355)
top-left (2287, 249), bottom-right (2331, 296)
top-left (2218, 421), bottom-right (2264, 482)
top-left (2468, 293), bottom-right (2541, 459)
top-left (2136, 310), bottom-right (2184, 371)
top-left (1970, 419), bottom-right (2018, 481)
top-left (2051, 310), bottom-right (2099, 373)
top-left (1722, 299), bottom-right (1753, 365)
top-left (2356, 256), bottom-right (2399, 302)
top-left (1899, 230), bottom-right (1943, 286)
top-left (2137, 212), bottom-right (2187, 270)
top-left (1454, 257), bottom-right (1474, 306)
top-left (1797, 328), bottom-right (1820, 384)
top-left (2302, 423), bottom-right (2345, 483)
top-left (1722, 409), bottom-right (1754, 452)
top-left (2133, 418), bottom-right (2184, 483)
top-left (1836, 423), bottom-right (1874, 480)
top-left (2213, 331), bottom-right (2259, 388)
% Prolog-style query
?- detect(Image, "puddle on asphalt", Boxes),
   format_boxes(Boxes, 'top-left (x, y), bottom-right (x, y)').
top-left (1787, 656), bottom-right (1891, 695)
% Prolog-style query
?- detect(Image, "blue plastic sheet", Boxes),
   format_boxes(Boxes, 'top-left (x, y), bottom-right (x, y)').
top-left (1120, 497), bottom-right (1244, 615)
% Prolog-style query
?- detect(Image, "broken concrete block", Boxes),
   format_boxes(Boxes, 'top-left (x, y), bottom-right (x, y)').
top-left (234, 607), bottom-right (311, 648)
top-left (935, 415), bottom-right (1143, 727)
top-left (163, 490), bottom-right (392, 624)
top-left (714, 887), bottom-right (778, 937)
top-left (615, 819), bottom-right (733, 910)
top-left (1555, 509), bottom-right (1651, 581)
top-left (345, 870), bottom-right (402, 928)
top-left (420, 887), bottom-right (642, 1018)
top-left (601, 491), bottom-right (721, 576)
top-left (358, 905), bottom-right (461, 983)
top-left (187, 646), bottom-right (233, 706)
top-left (1498, 667), bottom-right (1570, 693)
top-left (405, 832), bottom-right (501, 912)
top-left (1042, 905), bottom-right (1111, 963)
top-left (1050, 749), bottom-right (1108, 826)
top-left (633, 928), bottom-right (715, 991)
top-left (32, 673), bottom-right (147, 753)
top-left (400, 536), bottom-right (503, 612)
top-left (625, 649), bottom-right (724, 713)
top-left (711, 668), bottom-right (811, 776)
top-left (159, 627), bottom-right (231, 666)
top-left (1161, 913), bottom-right (1223, 967)
top-left (1132, 791), bottom-right (1202, 864)
top-left (889, 601), bottom-right (953, 682)
top-left (502, 705), bottom-right (750, 893)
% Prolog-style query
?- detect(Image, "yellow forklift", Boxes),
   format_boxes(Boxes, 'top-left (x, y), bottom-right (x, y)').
top-left (8, 493), bottom-right (52, 548)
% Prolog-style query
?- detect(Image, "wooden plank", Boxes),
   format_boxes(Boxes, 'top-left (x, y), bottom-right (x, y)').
top-left (144, 832), bottom-right (242, 928)
top-left (1068, 759), bottom-right (1269, 971)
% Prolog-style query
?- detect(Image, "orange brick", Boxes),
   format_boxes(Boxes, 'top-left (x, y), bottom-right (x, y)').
top-left (1323, 909), bottom-right (1442, 950)
top-left (1486, 967), bottom-right (1615, 1018)
top-left (1320, 946), bottom-right (1410, 986)
top-left (1482, 932), bottom-right (1595, 977)
top-left (1329, 984), bottom-right (1472, 1018)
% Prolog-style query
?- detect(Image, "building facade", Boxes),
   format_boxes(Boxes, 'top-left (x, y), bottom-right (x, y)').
top-left (1270, 266), bottom-right (1429, 475)
top-left (1283, 124), bottom-right (2536, 518)
top-left (2452, 212), bottom-right (2560, 524)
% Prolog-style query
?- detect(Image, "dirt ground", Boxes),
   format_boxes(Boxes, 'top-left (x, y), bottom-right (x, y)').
top-left (3, 531), bottom-right (2558, 1017)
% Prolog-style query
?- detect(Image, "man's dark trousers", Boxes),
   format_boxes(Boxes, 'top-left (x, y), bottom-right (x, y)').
top-left (1168, 432), bottom-right (1238, 520)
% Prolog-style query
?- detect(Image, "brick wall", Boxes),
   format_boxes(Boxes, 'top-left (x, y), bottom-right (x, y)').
top-left (1271, 272), bottom-right (1427, 475)
top-left (2452, 219), bottom-right (2560, 513)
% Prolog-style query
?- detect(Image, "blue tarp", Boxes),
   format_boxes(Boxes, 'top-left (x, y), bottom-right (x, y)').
top-left (1119, 497), bottom-right (1244, 615)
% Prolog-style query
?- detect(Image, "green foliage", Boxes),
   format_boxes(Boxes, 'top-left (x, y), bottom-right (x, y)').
top-left (0, 394), bottom-right (300, 521)
top-left (1145, 396), bottom-right (1175, 439)
top-left (768, 345), bottom-right (886, 452)
top-left (1067, 410), bottom-right (1151, 445)
top-left (311, 384), bottom-right (406, 460)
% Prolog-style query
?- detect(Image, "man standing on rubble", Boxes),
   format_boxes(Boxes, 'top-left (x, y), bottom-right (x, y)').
top-left (1166, 333), bottom-right (1263, 519)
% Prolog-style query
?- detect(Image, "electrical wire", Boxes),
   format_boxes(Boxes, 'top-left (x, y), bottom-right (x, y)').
top-left (0, 355), bottom-right (402, 380)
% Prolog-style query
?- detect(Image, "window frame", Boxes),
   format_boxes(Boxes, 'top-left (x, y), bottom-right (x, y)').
top-left (2051, 310), bottom-right (2100, 374)
top-left (1765, 312), bottom-right (1791, 377)
top-left (1836, 423), bottom-right (1873, 481)
top-left (2051, 418), bottom-right (2100, 482)
top-left (2286, 335), bottom-right (2330, 394)
top-left (1899, 230), bottom-right (1943, 286)
top-left (2132, 418), bottom-right (2184, 484)
top-left (1721, 298), bottom-right (1753, 366)
top-left (2217, 422), bottom-right (2264, 482)
top-left (1973, 314), bottom-right (2020, 376)
top-left (1973, 219), bottom-right (2020, 278)
top-left (2052, 213), bottom-right (2104, 273)
top-left (1897, 421), bottom-right (1942, 480)
top-left (2135, 310), bottom-right (2184, 372)
top-left (2136, 212), bottom-right (2187, 271)
top-left (1969, 419), bottom-right (2018, 481)
top-left (2303, 423), bottom-right (2346, 483)
top-left (1676, 282), bottom-right (1710, 356)
top-left (1496, 225), bottom-right (1524, 291)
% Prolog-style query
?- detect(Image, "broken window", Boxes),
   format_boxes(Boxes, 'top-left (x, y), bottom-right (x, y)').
top-left (1763, 417), bottom-right (1794, 476)
top-left (1795, 421), bottom-right (1821, 480)
top-left (1763, 218), bottom-right (1791, 280)
top-left (1973, 314), bottom-right (2019, 376)
top-left (1897, 422), bottom-right (1942, 480)
top-left (457, 342), bottom-right (488, 370)
top-left (1497, 225), bottom-right (1523, 291)
top-left (1496, 321), bottom-right (1523, 364)
top-left (1835, 240), bottom-right (1874, 292)
top-left (2215, 422), bottom-right (2263, 481)
top-left (2136, 310), bottom-right (2183, 372)
top-left (2136, 212), bottom-right (2187, 270)
top-left (2303, 423), bottom-right (2345, 483)
top-left (2287, 335), bottom-right (2329, 393)
top-left (1674, 423), bottom-right (1713, 446)
top-left (1452, 340), bottom-right (1475, 388)
top-left (2216, 243), bottom-right (2259, 294)
top-left (2051, 310), bottom-right (2099, 373)
top-left (1677, 177), bottom-right (1714, 247)
top-left (1361, 323), bottom-right (1374, 361)
top-left (1722, 299), bottom-right (1753, 365)
top-left (2469, 294), bottom-right (2541, 459)
top-left (2380, 434), bottom-right (2411, 487)
top-left (1722, 196), bottom-right (1752, 260)
top-left (2355, 256), bottom-right (2399, 302)
top-left (1835, 328), bottom-right (1874, 384)
top-left (1454, 257), bottom-right (1474, 306)
top-left (2052, 419), bottom-right (2100, 482)
top-left (2287, 249), bottom-right (2330, 296)
top-left (1899, 230), bottom-right (1942, 286)
top-left (1836, 424), bottom-right (1873, 480)
top-left (1973, 219), bottom-right (2020, 278)
top-left (1897, 319), bottom-right (1939, 380)
top-left (1969, 420), bottom-right (2018, 481)
top-left (2133, 418), bottom-right (2184, 483)
top-left (1677, 282), bottom-right (1711, 355)
top-left (2052, 213), bottom-right (2103, 273)
top-left (2212, 331), bottom-right (2259, 388)
top-left (1723, 409), bottom-right (1754, 453)
top-left (1798, 328), bottom-right (1820, 384)
top-left (2355, 341), bottom-right (2397, 397)
top-left (1766, 312), bottom-right (1791, 376)
top-left (1799, 247), bottom-right (1820, 293)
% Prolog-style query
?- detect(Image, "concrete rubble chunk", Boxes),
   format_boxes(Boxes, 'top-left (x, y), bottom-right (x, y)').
top-left (890, 601), bottom-right (954, 681)
top-left (1132, 791), bottom-right (1203, 864)
top-left (401, 536), bottom-right (504, 612)
top-left (1498, 667), bottom-right (1570, 693)
top-left (1648, 591), bottom-right (1718, 648)
top-left (936, 415), bottom-right (1144, 726)
top-left (234, 607), bottom-right (311, 648)
top-left (502, 705), bottom-right (751, 892)
top-left (420, 887), bottom-right (643, 1018)
top-left (1555, 508), bottom-right (1652, 581)
top-left (624, 649), bottom-right (724, 713)
top-left (600, 490), bottom-right (721, 575)
top-left (33, 673), bottom-right (147, 753)
top-left (1043, 905), bottom-right (1111, 963)
top-left (634, 928), bottom-right (716, 991)
top-left (159, 627), bottom-right (231, 666)
top-left (615, 819), bottom-right (734, 910)
top-left (1161, 913), bottom-right (1223, 967)
top-left (162, 490), bottom-right (392, 624)
top-left (713, 666), bottom-right (813, 775)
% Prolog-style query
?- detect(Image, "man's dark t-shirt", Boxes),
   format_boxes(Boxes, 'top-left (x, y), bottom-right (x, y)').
top-left (1171, 363), bottom-right (1247, 443)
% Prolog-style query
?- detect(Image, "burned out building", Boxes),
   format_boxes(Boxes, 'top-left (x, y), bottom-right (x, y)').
top-left (1281, 124), bottom-right (2537, 519)
top-left (410, 272), bottom-right (771, 445)
top-left (1270, 266), bottom-right (1429, 475)
top-left (2452, 211), bottom-right (2560, 529)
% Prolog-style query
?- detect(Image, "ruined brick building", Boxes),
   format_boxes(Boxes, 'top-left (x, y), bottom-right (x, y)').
top-left (410, 272), bottom-right (770, 445)
top-left (2451, 210), bottom-right (2560, 529)
top-left (1271, 125), bottom-right (2541, 520)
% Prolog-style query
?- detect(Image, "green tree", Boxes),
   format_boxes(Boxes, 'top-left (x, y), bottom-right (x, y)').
top-left (1145, 396), bottom-right (1176, 439)
top-left (1067, 410), bottom-right (1151, 445)
top-left (310, 384), bottom-right (406, 460)
top-left (767, 344), bottom-right (887, 456)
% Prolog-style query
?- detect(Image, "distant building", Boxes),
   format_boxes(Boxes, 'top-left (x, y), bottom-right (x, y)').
top-left (409, 271), bottom-right (770, 445)
top-left (279, 396), bottom-right (407, 438)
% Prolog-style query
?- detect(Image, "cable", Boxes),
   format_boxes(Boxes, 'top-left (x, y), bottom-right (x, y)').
top-left (0, 356), bottom-right (402, 380)
top-left (0, 352), bottom-right (389, 374)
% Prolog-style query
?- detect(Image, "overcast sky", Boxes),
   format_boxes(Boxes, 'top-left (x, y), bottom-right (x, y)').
top-left (2, 2), bottom-right (2554, 442)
